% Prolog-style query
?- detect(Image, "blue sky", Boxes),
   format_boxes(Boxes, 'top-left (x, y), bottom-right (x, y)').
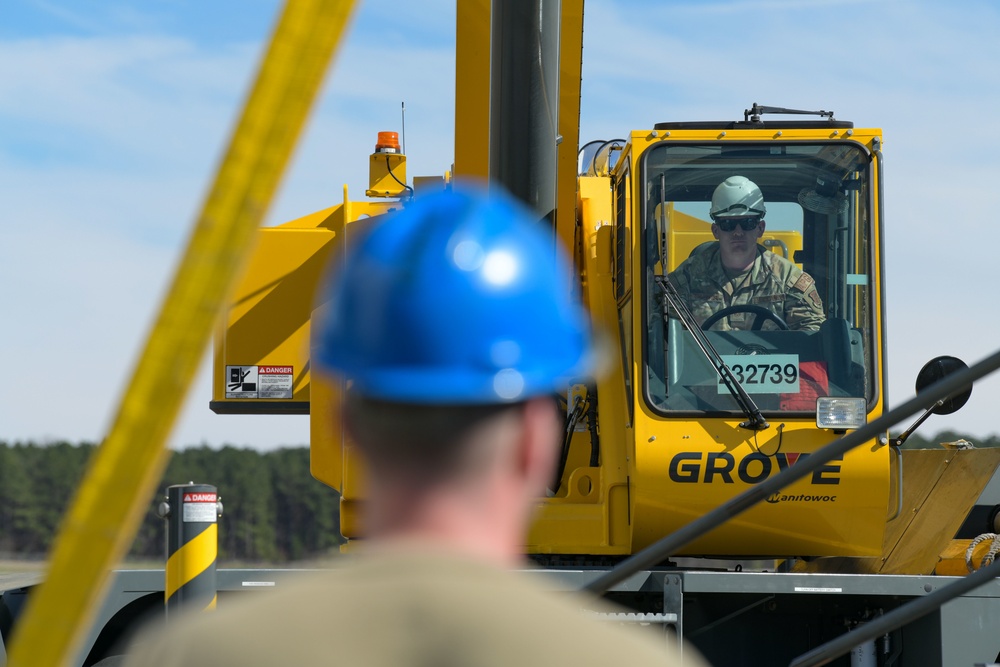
top-left (3, 0), bottom-right (1000, 450)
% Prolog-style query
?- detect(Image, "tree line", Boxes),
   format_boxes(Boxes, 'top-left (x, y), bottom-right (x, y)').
top-left (2, 430), bottom-right (998, 563)
top-left (0, 441), bottom-right (342, 563)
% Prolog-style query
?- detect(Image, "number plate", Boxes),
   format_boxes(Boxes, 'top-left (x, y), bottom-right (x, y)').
top-left (717, 355), bottom-right (800, 394)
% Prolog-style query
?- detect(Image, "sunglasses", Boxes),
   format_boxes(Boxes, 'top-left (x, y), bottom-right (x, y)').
top-left (716, 217), bottom-right (762, 232)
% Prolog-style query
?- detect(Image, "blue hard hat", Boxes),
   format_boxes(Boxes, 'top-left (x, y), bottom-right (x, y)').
top-left (314, 185), bottom-right (593, 404)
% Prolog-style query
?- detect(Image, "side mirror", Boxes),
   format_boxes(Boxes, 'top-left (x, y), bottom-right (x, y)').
top-left (915, 355), bottom-right (972, 415)
top-left (892, 356), bottom-right (971, 447)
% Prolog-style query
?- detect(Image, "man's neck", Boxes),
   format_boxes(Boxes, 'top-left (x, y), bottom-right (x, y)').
top-left (364, 481), bottom-right (526, 568)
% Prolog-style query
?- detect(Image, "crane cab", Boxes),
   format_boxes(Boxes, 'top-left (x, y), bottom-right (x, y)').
top-left (527, 109), bottom-right (890, 559)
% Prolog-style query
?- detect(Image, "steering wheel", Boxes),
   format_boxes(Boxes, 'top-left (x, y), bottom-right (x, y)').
top-left (701, 304), bottom-right (789, 331)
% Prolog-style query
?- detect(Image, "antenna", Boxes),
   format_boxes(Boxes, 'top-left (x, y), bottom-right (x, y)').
top-left (399, 101), bottom-right (406, 155)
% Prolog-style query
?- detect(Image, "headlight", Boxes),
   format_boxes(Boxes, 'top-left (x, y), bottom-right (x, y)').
top-left (816, 397), bottom-right (866, 430)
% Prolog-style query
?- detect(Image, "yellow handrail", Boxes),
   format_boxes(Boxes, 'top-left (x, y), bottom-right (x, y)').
top-left (6, 1), bottom-right (357, 664)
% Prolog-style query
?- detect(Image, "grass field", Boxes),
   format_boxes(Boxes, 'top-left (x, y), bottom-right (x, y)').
top-left (0, 559), bottom-right (46, 575)
top-left (0, 558), bottom-right (172, 576)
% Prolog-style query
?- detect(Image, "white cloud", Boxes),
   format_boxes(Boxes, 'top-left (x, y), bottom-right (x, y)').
top-left (0, 35), bottom-right (255, 178)
top-left (22, 0), bottom-right (110, 33)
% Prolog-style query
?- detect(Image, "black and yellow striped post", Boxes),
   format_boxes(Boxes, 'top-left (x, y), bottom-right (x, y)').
top-left (163, 483), bottom-right (221, 616)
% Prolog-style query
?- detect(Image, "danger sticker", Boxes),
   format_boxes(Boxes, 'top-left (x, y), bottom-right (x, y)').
top-left (259, 365), bottom-right (293, 398)
top-left (226, 365), bottom-right (293, 399)
top-left (182, 493), bottom-right (218, 523)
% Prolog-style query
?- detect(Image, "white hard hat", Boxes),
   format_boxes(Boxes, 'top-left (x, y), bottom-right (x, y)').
top-left (710, 176), bottom-right (766, 220)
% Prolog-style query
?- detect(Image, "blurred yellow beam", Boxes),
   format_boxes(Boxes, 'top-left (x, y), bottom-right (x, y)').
top-left (6, 1), bottom-right (358, 665)
top-left (556, 0), bottom-right (585, 258)
top-left (454, 0), bottom-right (490, 179)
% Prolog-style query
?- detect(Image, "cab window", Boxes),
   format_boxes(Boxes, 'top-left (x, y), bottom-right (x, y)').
top-left (642, 142), bottom-right (876, 416)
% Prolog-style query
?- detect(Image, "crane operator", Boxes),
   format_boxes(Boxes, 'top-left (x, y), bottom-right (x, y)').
top-left (668, 175), bottom-right (825, 332)
top-left (124, 186), bottom-right (707, 667)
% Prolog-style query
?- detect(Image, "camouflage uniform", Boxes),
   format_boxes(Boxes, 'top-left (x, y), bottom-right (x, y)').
top-left (666, 243), bottom-right (825, 331)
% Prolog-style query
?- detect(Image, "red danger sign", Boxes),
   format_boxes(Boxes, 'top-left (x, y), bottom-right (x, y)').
top-left (183, 492), bottom-right (217, 503)
top-left (259, 365), bottom-right (293, 375)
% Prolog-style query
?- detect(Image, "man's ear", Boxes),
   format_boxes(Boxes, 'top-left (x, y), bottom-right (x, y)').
top-left (758, 219), bottom-right (766, 234)
top-left (711, 223), bottom-right (720, 240)
top-left (516, 397), bottom-right (561, 495)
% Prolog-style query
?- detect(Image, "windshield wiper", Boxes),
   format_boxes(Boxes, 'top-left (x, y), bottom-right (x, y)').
top-left (655, 274), bottom-right (769, 431)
